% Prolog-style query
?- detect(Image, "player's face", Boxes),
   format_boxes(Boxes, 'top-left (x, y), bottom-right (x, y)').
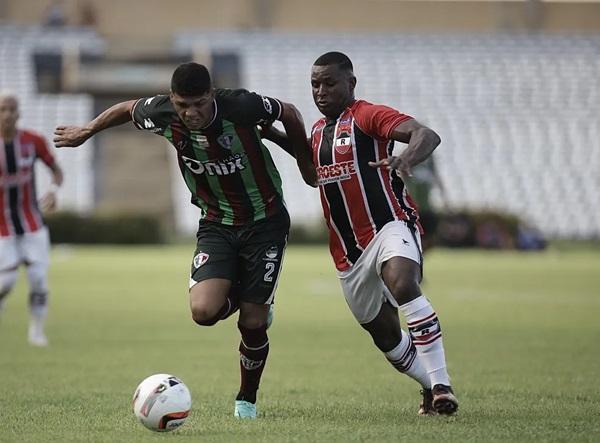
top-left (0, 96), bottom-right (19, 131)
top-left (311, 65), bottom-right (356, 119)
top-left (170, 91), bottom-right (215, 130)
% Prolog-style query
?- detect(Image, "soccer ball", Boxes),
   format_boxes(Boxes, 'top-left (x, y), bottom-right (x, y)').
top-left (132, 373), bottom-right (192, 432)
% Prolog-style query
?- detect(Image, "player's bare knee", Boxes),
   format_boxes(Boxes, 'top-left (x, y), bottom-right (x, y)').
top-left (190, 305), bottom-right (219, 326)
top-left (389, 277), bottom-right (421, 305)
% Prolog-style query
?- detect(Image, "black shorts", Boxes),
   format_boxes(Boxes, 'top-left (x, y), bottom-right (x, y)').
top-left (189, 209), bottom-right (290, 305)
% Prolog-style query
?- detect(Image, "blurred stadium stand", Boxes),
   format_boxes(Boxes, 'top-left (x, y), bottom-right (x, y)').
top-left (0, 25), bottom-right (102, 213)
top-left (173, 31), bottom-right (600, 239)
top-left (1, 1), bottom-right (599, 239)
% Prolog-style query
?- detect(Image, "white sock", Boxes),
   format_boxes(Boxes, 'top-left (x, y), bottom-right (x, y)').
top-left (399, 295), bottom-right (450, 387)
top-left (385, 329), bottom-right (431, 388)
top-left (29, 292), bottom-right (48, 332)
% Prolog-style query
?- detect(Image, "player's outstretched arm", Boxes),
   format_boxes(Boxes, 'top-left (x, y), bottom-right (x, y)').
top-left (278, 102), bottom-right (318, 187)
top-left (369, 119), bottom-right (441, 179)
top-left (260, 123), bottom-right (296, 158)
top-left (54, 100), bottom-right (137, 148)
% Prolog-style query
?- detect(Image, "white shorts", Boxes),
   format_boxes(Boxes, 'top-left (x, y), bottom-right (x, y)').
top-left (0, 227), bottom-right (50, 271)
top-left (338, 221), bottom-right (422, 324)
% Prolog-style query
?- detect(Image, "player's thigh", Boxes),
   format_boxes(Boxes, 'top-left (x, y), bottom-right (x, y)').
top-left (20, 227), bottom-right (50, 266)
top-left (238, 211), bottom-right (290, 305)
top-left (377, 222), bottom-right (423, 304)
top-left (189, 222), bottom-right (238, 314)
top-left (339, 258), bottom-right (392, 325)
top-left (189, 278), bottom-right (232, 317)
top-left (189, 221), bottom-right (237, 289)
top-left (0, 236), bottom-right (20, 271)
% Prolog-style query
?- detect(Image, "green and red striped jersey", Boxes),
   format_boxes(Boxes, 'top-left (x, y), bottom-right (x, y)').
top-left (131, 89), bottom-right (285, 226)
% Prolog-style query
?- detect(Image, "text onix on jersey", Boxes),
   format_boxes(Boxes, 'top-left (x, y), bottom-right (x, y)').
top-left (131, 90), bottom-right (286, 226)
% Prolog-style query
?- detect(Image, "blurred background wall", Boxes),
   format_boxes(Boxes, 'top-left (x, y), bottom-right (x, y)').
top-left (1, 0), bottom-right (599, 240)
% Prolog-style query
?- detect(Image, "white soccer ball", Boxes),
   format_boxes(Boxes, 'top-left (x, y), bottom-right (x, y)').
top-left (132, 373), bottom-right (192, 432)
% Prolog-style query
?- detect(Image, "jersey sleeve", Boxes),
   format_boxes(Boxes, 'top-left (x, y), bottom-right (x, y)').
top-left (353, 101), bottom-right (413, 140)
top-left (130, 95), bottom-right (172, 134)
top-left (33, 134), bottom-right (56, 167)
top-left (227, 91), bottom-right (282, 126)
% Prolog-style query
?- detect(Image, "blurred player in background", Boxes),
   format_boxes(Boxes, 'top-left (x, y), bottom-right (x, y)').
top-left (404, 155), bottom-right (447, 253)
top-left (264, 51), bottom-right (458, 415)
top-left (54, 62), bottom-right (317, 419)
top-left (0, 92), bottom-right (63, 347)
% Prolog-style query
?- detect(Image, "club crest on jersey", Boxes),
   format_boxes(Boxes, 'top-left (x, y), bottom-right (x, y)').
top-left (335, 132), bottom-right (352, 155)
top-left (193, 252), bottom-right (210, 268)
top-left (217, 134), bottom-right (234, 150)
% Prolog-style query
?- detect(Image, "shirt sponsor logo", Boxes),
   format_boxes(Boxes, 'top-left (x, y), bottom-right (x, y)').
top-left (182, 153), bottom-right (246, 176)
top-left (316, 160), bottom-right (356, 185)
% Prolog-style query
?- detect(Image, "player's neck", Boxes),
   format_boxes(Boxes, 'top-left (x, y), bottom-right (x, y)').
top-left (0, 126), bottom-right (17, 141)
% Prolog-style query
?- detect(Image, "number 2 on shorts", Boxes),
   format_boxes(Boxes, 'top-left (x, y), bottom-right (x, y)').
top-left (264, 262), bottom-right (275, 282)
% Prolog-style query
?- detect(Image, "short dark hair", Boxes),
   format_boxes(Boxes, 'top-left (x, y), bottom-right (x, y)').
top-left (313, 52), bottom-right (354, 72)
top-left (171, 62), bottom-right (212, 96)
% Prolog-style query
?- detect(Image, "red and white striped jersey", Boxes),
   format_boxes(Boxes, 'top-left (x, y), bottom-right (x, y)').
top-left (0, 129), bottom-right (55, 237)
top-left (311, 100), bottom-right (422, 272)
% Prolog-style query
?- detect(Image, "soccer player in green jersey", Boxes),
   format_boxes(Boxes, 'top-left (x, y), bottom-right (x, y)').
top-left (54, 62), bottom-right (317, 419)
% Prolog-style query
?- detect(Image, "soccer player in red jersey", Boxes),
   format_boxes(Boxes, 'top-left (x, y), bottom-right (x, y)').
top-left (0, 92), bottom-right (63, 347)
top-left (54, 63), bottom-right (317, 419)
top-left (310, 52), bottom-right (458, 415)
top-left (265, 51), bottom-right (459, 415)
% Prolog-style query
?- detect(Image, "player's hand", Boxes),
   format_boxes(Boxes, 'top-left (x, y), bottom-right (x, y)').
top-left (53, 125), bottom-right (92, 147)
top-left (368, 156), bottom-right (412, 180)
top-left (39, 191), bottom-right (57, 213)
top-left (258, 121), bottom-right (274, 139)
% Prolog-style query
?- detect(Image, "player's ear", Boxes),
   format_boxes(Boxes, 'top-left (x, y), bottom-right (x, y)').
top-left (349, 75), bottom-right (357, 94)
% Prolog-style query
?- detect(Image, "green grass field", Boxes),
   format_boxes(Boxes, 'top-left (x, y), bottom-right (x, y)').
top-left (1, 245), bottom-right (599, 442)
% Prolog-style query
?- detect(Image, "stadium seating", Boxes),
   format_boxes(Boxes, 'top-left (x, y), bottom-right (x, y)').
top-left (174, 31), bottom-right (600, 238)
top-left (2, 25), bottom-right (598, 238)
